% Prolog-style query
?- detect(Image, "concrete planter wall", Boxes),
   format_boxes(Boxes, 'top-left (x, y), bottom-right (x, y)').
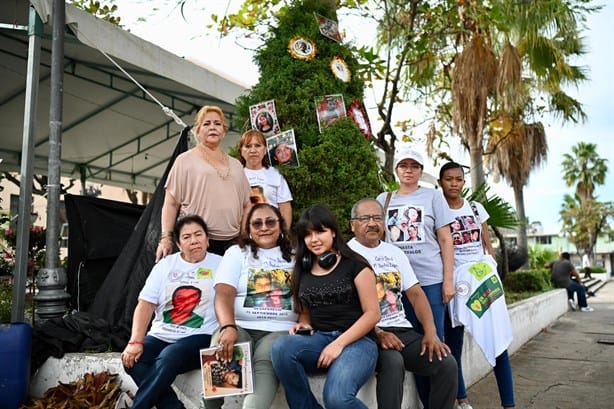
top-left (30, 289), bottom-right (569, 408)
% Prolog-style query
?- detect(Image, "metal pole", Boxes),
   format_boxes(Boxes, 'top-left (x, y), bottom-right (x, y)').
top-left (34, 0), bottom-right (70, 320)
top-left (11, 6), bottom-right (43, 323)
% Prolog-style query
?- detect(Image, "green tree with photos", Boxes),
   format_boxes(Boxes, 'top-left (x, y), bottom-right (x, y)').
top-left (232, 0), bottom-right (381, 235)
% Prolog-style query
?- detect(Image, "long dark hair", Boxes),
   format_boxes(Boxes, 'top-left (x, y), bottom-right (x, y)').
top-left (292, 204), bottom-right (370, 310)
top-left (239, 203), bottom-right (293, 262)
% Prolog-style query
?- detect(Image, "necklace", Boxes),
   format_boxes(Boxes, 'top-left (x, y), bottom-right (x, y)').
top-left (198, 145), bottom-right (231, 179)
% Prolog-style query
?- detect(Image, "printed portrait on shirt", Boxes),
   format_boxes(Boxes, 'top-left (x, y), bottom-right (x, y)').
top-left (163, 283), bottom-right (208, 328)
top-left (376, 272), bottom-right (403, 317)
top-left (387, 205), bottom-right (425, 243)
top-left (244, 267), bottom-right (292, 310)
top-left (449, 216), bottom-right (481, 247)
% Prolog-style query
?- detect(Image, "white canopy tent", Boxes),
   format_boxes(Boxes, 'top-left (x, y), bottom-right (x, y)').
top-left (1, 0), bottom-right (249, 192)
top-left (1, 0), bottom-right (250, 321)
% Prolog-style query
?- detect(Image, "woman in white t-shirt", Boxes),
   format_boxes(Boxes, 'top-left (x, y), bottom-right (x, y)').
top-left (439, 162), bottom-right (516, 409)
top-left (122, 215), bottom-right (221, 409)
top-left (239, 129), bottom-right (293, 228)
top-left (205, 203), bottom-right (297, 409)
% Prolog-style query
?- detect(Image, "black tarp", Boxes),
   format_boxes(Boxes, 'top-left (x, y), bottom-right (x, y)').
top-left (87, 128), bottom-right (189, 338)
top-left (31, 128), bottom-right (189, 373)
top-left (65, 195), bottom-right (145, 312)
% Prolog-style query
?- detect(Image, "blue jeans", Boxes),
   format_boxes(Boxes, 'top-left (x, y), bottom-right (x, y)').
top-left (445, 318), bottom-right (515, 407)
top-left (401, 282), bottom-right (446, 407)
top-left (567, 280), bottom-right (588, 307)
top-left (271, 331), bottom-right (378, 409)
top-left (125, 333), bottom-right (211, 409)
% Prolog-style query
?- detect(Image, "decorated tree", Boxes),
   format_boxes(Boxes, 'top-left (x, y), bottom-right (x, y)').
top-left (233, 0), bottom-right (381, 235)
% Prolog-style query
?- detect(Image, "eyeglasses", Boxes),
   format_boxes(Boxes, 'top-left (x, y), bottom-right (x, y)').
top-left (352, 215), bottom-right (384, 223)
top-left (250, 218), bottom-right (279, 229)
top-left (397, 163), bottom-right (422, 170)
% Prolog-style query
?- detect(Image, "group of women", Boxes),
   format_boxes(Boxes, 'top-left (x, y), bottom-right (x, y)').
top-left (121, 105), bottom-right (515, 409)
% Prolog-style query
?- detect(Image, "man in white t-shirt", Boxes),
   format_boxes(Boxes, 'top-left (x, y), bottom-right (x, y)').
top-left (348, 198), bottom-right (457, 409)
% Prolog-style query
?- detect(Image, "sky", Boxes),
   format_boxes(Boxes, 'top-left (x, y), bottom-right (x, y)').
top-left (113, 0), bottom-right (613, 234)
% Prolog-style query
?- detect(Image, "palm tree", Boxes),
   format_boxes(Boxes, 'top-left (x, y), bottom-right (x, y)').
top-left (562, 142), bottom-right (608, 204)
top-left (486, 119), bottom-right (547, 268)
top-left (451, 0), bottom-right (596, 269)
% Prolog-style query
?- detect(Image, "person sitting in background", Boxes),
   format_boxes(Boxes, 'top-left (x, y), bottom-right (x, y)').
top-left (122, 215), bottom-right (220, 409)
top-left (551, 252), bottom-right (594, 312)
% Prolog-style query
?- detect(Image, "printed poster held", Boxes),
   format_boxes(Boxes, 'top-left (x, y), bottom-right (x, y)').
top-left (201, 342), bottom-right (253, 399)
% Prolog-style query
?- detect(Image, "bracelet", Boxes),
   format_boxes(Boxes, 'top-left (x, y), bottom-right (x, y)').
top-left (219, 324), bottom-right (237, 333)
top-left (160, 231), bottom-right (174, 239)
top-left (128, 340), bottom-right (144, 345)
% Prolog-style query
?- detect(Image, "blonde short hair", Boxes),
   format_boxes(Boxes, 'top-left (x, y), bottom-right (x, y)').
top-left (194, 105), bottom-right (228, 132)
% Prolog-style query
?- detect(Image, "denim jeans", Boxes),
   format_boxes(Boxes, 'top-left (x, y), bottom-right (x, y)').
top-left (271, 331), bottom-right (378, 409)
top-left (204, 327), bottom-right (287, 409)
top-left (125, 333), bottom-right (211, 409)
top-left (401, 282), bottom-right (446, 407)
top-left (375, 327), bottom-right (457, 409)
top-left (567, 280), bottom-right (588, 307)
top-left (445, 317), bottom-right (515, 408)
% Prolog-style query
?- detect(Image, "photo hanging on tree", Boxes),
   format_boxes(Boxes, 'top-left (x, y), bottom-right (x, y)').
top-left (266, 129), bottom-right (300, 167)
top-left (348, 99), bottom-right (372, 139)
top-left (315, 94), bottom-right (346, 133)
top-left (249, 100), bottom-right (280, 137)
top-left (330, 56), bottom-right (351, 83)
top-left (314, 12), bottom-right (342, 42)
top-left (288, 36), bottom-right (317, 60)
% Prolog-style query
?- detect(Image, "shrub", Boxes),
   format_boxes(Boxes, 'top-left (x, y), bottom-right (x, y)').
top-left (503, 269), bottom-right (553, 292)
top-left (0, 281), bottom-right (11, 323)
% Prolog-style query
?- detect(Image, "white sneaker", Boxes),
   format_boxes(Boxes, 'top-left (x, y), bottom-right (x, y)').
top-left (580, 306), bottom-right (594, 312)
top-left (568, 298), bottom-right (578, 310)
top-left (457, 403), bottom-right (474, 409)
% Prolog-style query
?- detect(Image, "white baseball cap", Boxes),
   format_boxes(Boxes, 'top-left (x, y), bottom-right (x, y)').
top-left (394, 147), bottom-right (424, 168)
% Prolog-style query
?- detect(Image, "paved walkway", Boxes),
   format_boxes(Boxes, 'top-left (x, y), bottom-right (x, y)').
top-left (467, 279), bottom-right (614, 409)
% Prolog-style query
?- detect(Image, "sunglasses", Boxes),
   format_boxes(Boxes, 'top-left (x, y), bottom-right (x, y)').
top-left (250, 218), bottom-right (279, 229)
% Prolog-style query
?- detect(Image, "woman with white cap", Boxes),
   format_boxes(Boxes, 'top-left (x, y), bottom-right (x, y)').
top-left (376, 147), bottom-right (455, 408)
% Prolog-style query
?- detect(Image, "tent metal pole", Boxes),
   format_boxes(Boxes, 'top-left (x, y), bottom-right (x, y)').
top-left (34, 0), bottom-right (70, 320)
top-left (11, 6), bottom-right (43, 323)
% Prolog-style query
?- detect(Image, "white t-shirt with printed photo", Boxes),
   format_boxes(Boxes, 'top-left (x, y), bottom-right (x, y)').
top-left (377, 187), bottom-right (455, 286)
top-left (348, 238), bottom-right (417, 329)
top-left (448, 199), bottom-right (489, 268)
top-left (214, 244), bottom-right (297, 332)
top-left (243, 167), bottom-right (293, 207)
top-left (139, 252), bottom-right (221, 343)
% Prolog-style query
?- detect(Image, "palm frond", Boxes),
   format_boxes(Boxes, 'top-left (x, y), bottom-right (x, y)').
top-left (465, 183), bottom-right (518, 229)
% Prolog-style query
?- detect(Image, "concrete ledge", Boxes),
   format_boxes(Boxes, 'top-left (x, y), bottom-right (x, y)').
top-left (29, 289), bottom-right (568, 408)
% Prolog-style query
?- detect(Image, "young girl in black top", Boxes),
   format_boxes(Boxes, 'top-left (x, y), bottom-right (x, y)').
top-left (271, 204), bottom-right (380, 409)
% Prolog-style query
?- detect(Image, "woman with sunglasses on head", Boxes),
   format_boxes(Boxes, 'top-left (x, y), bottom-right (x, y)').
top-left (271, 204), bottom-right (380, 409)
top-left (239, 129), bottom-right (293, 228)
top-left (204, 203), bottom-right (296, 409)
top-left (439, 162), bottom-right (516, 409)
